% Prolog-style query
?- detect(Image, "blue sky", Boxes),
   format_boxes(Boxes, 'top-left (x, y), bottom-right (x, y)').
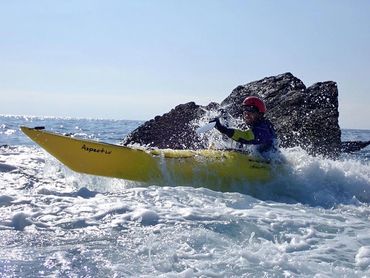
top-left (1, 1), bottom-right (369, 129)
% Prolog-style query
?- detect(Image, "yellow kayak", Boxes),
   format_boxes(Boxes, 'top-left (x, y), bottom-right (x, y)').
top-left (21, 126), bottom-right (274, 192)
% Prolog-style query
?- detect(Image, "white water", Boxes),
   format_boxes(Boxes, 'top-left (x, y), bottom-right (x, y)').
top-left (1, 115), bottom-right (370, 277)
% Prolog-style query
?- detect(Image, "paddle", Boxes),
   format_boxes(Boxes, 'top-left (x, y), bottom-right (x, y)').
top-left (195, 109), bottom-right (231, 134)
top-left (195, 121), bottom-right (216, 134)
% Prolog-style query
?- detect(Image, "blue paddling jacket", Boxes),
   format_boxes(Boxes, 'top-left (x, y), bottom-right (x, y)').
top-left (214, 118), bottom-right (277, 154)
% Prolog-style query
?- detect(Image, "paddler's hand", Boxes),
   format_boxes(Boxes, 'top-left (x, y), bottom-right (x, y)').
top-left (209, 117), bottom-right (219, 123)
top-left (209, 117), bottom-right (222, 130)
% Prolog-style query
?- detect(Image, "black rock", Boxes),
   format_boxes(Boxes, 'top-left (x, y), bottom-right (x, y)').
top-left (122, 102), bottom-right (211, 149)
top-left (221, 73), bottom-right (341, 156)
top-left (341, 141), bottom-right (370, 153)
top-left (123, 72), bottom-right (365, 157)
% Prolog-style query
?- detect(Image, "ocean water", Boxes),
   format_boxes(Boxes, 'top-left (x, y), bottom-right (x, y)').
top-left (1, 115), bottom-right (370, 277)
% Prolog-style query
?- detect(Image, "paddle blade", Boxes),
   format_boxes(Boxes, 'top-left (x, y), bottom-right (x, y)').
top-left (195, 122), bottom-right (216, 134)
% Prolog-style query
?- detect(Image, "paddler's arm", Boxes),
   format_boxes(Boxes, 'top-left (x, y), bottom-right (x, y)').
top-left (211, 118), bottom-right (255, 143)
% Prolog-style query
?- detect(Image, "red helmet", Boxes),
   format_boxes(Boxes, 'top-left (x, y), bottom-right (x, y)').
top-left (242, 96), bottom-right (267, 113)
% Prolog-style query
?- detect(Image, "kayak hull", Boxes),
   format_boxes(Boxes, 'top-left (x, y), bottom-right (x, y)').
top-left (21, 126), bottom-right (274, 192)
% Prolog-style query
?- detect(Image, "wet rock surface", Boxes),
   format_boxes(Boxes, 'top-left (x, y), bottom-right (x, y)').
top-left (123, 72), bottom-right (363, 156)
top-left (122, 102), bottom-right (208, 149)
top-left (221, 73), bottom-right (341, 156)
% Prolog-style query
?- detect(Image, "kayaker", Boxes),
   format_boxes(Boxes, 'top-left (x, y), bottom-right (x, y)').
top-left (211, 96), bottom-right (278, 155)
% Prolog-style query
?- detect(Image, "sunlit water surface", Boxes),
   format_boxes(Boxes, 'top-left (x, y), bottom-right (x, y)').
top-left (1, 115), bottom-right (370, 277)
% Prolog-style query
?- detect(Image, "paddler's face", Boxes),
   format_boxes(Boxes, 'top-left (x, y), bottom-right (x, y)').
top-left (243, 106), bottom-right (260, 125)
